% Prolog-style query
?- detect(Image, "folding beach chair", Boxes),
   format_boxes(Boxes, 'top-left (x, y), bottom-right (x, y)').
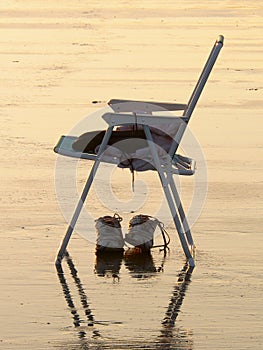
top-left (54, 35), bottom-right (224, 268)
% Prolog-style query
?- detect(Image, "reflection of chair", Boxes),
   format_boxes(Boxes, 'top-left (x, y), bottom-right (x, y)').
top-left (54, 36), bottom-right (224, 268)
top-left (56, 252), bottom-right (101, 339)
top-left (56, 253), bottom-right (193, 345)
top-left (159, 263), bottom-right (193, 347)
top-left (162, 263), bottom-right (193, 327)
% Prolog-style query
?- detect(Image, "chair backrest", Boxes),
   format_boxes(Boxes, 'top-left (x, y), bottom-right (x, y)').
top-left (168, 35), bottom-right (224, 158)
top-left (183, 35), bottom-right (224, 122)
top-left (101, 36), bottom-right (224, 168)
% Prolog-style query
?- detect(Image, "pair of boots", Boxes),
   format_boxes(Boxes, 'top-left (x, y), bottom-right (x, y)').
top-left (95, 213), bottom-right (158, 253)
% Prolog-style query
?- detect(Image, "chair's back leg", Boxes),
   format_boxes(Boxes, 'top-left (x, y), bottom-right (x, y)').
top-left (168, 178), bottom-right (194, 247)
top-left (143, 125), bottom-right (195, 267)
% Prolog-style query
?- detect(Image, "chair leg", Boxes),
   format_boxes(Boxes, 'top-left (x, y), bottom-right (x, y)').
top-left (55, 126), bottom-right (114, 266)
top-left (143, 126), bottom-right (195, 268)
top-left (168, 175), bottom-right (194, 248)
top-left (55, 162), bottom-right (97, 266)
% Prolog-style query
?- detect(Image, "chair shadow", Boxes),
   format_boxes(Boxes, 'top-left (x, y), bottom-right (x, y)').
top-left (56, 250), bottom-right (193, 347)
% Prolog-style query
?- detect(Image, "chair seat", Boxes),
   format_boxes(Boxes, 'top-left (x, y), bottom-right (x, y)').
top-left (54, 134), bottom-right (195, 175)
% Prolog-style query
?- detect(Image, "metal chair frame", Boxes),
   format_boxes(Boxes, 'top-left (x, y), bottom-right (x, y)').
top-left (55, 36), bottom-right (224, 268)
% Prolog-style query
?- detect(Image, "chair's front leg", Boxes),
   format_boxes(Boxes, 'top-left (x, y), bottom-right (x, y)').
top-left (55, 126), bottom-right (114, 266)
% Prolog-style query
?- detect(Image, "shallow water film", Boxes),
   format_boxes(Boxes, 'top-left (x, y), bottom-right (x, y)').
top-left (0, 1), bottom-right (263, 349)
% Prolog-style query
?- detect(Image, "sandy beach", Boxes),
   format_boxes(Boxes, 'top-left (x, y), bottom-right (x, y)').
top-left (0, 1), bottom-right (263, 349)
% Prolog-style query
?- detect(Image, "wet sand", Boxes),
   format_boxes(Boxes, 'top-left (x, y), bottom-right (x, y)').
top-left (0, 1), bottom-right (263, 349)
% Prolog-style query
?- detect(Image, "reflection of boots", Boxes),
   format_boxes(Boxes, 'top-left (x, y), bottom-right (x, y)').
top-left (95, 213), bottom-right (124, 253)
top-left (124, 248), bottom-right (156, 279)
top-left (125, 215), bottom-right (158, 251)
top-left (95, 250), bottom-right (123, 278)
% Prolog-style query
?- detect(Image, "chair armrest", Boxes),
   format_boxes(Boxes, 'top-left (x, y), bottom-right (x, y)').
top-left (172, 154), bottom-right (196, 176)
top-left (108, 99), bottom-right (187, 113)
top-left (102, 112), bottom-right (184, 127)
